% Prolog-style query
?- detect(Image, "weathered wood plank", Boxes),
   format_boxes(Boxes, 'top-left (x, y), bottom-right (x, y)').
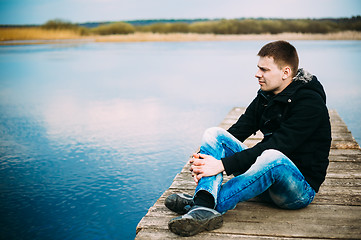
top-left (136, 229), bottom-right (345, 240)
top-left (137, 202), bottom-right (361, 239)
top-left (329, 151), bottom-right (361, 162)
top-left (136, 109), bottom-right (361, 239)
top-left (221, 202), bottom-right (361, 239)
top-left (136, 229), bottom-right (332, 240)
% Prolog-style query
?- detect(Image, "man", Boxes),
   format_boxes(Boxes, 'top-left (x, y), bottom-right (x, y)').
top-left (165, 40), bottom-right (332, 237)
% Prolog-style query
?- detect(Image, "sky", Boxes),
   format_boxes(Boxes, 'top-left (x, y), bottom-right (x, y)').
top-left (0, 0), bottom-right (360, 25)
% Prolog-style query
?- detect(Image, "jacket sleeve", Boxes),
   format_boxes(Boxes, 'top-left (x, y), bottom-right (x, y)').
top-left (227, 96), bottom-right (260, 142)
top-left (222, 89), bottom-right (327, 175)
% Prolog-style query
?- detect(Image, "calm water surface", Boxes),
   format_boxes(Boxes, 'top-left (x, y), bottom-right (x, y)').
top-left (0, 40), bottom-right (360, 240)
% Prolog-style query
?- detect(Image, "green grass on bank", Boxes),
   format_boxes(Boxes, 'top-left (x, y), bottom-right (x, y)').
top-left (136, 18), bottom-right (361, 34)
top-left (2, 17), bottom-right (361, 36)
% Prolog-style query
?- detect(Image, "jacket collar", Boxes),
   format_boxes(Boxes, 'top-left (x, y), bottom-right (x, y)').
top-left (293, 68), bottom-right (313, 83)
top-left (258, 68), bottom-right (314, 102)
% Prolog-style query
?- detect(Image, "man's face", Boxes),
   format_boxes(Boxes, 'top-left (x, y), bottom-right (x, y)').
top-left (255, 56), bottom-right (289, 95)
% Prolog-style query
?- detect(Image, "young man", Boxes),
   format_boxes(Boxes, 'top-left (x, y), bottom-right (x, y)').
top-left (165, 40), bottom-right (332, 237)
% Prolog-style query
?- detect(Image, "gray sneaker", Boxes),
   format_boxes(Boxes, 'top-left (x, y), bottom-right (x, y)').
top-left (165, 193), bottom-right (194, 214)
top-left (168, 205), bottom-right (223, 236)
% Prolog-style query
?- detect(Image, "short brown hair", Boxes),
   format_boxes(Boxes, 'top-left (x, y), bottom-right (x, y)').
top-left (257, 40), bottom-right (299, 77)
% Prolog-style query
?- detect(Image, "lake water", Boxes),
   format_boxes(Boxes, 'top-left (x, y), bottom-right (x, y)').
top-left (0, 40), bottom-right (360, 240)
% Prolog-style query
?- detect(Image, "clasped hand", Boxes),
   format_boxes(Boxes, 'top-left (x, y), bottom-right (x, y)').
top-left (189, 153), bottom-right (225, 184)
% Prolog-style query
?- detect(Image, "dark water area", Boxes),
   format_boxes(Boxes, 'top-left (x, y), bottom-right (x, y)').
top-left (0, 41), bottom-right (360, 239)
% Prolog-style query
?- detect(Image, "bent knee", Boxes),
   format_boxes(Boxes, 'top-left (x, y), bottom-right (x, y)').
top-left (204, 127), bottom-right (226, 136)
top-left (260, 149), bottom-right (285, 158)
top-left (256, 149), bottom-right (288, 165)
top-left (203, 127), bottom-right (227, 140)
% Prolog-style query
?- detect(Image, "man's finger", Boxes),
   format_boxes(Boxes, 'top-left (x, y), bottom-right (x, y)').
top-left (193, 153), bottom-right (200, 158)
top-left (192, 166), bottom-right (203, 174)
top-left (192, 158), bottom-right (205, 166)
top-left (193, 174), bottom-right (198, 183)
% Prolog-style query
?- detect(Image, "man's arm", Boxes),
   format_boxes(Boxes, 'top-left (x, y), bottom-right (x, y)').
top-left (188, 96), bottom-right (262, 183)
top-left (227, 95), bottom-right (261, 142)
top-left (222, 89), bottom-right (328, 176)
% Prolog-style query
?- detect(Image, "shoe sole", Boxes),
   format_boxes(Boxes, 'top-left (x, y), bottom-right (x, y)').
top-left (168, 214), bottom-right (223, 237)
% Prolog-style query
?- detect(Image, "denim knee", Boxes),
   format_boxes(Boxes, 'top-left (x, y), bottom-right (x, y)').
top-left (202, 127), bottom-right (227, 141)
top-left (248, 149), bottom-right (296, 178)
top-left (201, 127), bottom-right (227, 149)
top-left (256, 149), bottom-right (289, 166)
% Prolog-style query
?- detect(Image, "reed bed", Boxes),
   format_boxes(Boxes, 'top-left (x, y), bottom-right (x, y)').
top-left (0, 27), bottom-right (82, 41)
top-left (0, 28), bottom-right (360, 44)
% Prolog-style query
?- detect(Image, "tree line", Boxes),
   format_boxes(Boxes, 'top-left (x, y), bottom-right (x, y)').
top-left (41, 17), bottom-right (361, 35)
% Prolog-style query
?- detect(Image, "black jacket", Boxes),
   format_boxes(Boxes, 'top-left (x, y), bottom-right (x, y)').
top-left (221, 69), bottom-right (332, 192)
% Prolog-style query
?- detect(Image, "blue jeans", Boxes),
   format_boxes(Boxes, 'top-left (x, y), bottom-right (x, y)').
top-left (194, 127), bottom-right (316, 214)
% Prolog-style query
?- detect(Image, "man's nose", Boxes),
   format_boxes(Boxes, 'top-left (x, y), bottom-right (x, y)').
top-left (255, 69), bottom-right (262, 78)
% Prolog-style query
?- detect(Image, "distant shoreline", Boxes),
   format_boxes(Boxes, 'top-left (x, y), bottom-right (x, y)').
top-left (1, 31), bottom-right (360, 45)
top-left (93, 31), bottom-right (361, 42)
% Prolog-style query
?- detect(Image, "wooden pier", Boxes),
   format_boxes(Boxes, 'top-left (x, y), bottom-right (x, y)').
top-left (136, 107), bottom-right (361, 239)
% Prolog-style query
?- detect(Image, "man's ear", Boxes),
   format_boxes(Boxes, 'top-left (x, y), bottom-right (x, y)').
top-left (282, 66), bottom-right (292, 80)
